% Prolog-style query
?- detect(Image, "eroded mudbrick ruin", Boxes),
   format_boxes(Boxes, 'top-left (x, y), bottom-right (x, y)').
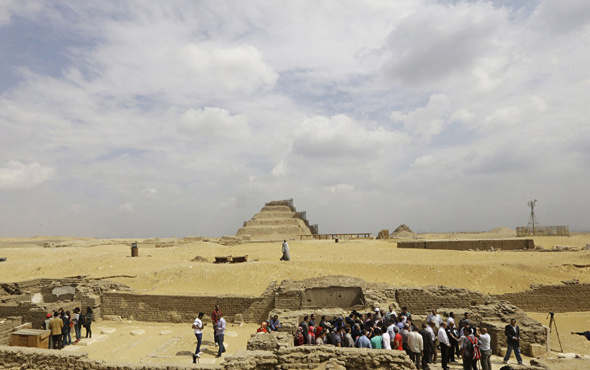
top-left (236, 199), bottom-right (318, 241)
top-left (3, 273), bottom-right (589, 369)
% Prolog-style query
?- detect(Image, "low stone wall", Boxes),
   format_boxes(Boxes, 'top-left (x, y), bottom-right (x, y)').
top-left (0, 317), bottom-right (22, 345)
top-left (0, 304), bottom-right (47, 329)
top-left (223, 347), bottom-right (418, 370)
top-left (397, 239), bottom-right (534, 251)
top-left (495, 283), bottom-right (590, 312)
top-left (395, 286), bottom-right (491, 314)
top-left (0, 345), bottom-right (218, 369)
top-left (101, 292), bottom-right (257, 323)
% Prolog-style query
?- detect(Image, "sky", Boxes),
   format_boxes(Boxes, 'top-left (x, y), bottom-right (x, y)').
top-left (0, 0), bottom-right (589, 238)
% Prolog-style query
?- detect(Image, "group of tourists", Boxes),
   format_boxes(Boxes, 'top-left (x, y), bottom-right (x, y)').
top-left (42, 306), bottom-right (93, 349)
top-left (191, 304), bottom-right (226, 363)
top-left (258, 306), bottom-right (523, 370)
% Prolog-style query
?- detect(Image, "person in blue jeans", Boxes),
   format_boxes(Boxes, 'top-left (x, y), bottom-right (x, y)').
top-left (503, 319), bottom-right (523, 365)
top-left (61, 311), bottom-right (72, 346)
top-left (192, 312), bottom-right (205, 363)
top-left (215, 313), bottom-right (227, 358)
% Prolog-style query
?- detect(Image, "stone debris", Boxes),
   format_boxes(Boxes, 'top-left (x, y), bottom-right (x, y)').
top-left (191, 255), bottom-right (208, 262)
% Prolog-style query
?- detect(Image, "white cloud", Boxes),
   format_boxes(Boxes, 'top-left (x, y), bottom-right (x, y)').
top-left (177, 107), bottom-right (250, 140)
top-left (381, 2), bottom-right (508, 86)
top-left (177, 44), bottom-right (278, 95)
top-left (141, 188), bottom-right (158, 198)
top-left (390, 94), bottom-right (451, 139)
top-left (119, 202), bottom-right (133, 212)
top-left (0, 161), bottom-right (55, 191)
top-left (291, 114), bottom-right (403, 160)
top-left (531, 0), bottom-right (590, 35)
top-left (1, 1), bottom-right (590, 236)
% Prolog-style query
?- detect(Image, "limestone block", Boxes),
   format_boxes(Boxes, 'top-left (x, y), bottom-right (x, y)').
top-left (130, 329), bottom-right (145, 336)
top-left (529, 343), bottom-right (547, 357)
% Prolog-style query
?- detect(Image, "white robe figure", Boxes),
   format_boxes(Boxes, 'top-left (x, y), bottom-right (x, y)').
top-left (280, 240), bottom-right (290, 261)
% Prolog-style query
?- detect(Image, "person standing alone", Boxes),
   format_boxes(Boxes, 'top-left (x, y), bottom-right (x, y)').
top-left (503, 318), bottom-right (523, 365)
top-left (280, 240), bottom-right (290, 261)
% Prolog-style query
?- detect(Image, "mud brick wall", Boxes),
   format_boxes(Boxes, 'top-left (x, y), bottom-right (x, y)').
top-left (274, 290), bottom-right (302, 310)
top-left (0, 317), bottom-right (22, 345)
top-left (0, 304), bottom-right (46, 329)
top-left (395, 287), bottom-right (491, 314)
top-left (242, 282), bottom-right (277, 324)
top-left (495, 284), bottom-right (590, 312)
top-left (101, 292), bottom-right (257, 323)
top-left (0, 345), bottom-right (222, 369)
top-left (397, 239), bottom-right (534, 251)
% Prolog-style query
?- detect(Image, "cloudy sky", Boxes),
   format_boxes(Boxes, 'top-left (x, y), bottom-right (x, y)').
top-left (1, 0), bottom-right (589, 238)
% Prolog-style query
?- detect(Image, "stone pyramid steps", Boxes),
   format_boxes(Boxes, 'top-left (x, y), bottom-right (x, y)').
top-left (235, 199), bottom-right (317, 242)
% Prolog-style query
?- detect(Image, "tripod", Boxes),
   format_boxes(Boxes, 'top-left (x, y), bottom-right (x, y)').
top-left (547, 312), bottom-right (563, 352)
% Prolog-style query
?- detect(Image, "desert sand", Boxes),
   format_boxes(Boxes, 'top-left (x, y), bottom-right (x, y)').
top-left (2, 230), bottom-right (590, 367)
top-left (1, 231), bottom-right (590, 296)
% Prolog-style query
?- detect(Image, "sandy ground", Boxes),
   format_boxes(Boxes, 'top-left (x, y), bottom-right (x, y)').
top-left (58, 317), bottom-right (537, 370)
top-left (60, 320), bottom-right (256, 366)
top-left (1, 233), bottom-right (590, 296)
top-left (527, 311), bottom-right (590, 356)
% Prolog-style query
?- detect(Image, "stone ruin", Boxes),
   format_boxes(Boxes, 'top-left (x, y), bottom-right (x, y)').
top-left (224, 275), bottom-right (550, 369)
top-left (0, 277), bottom-right (132, 332)
top-left (1, 275), bottom-right (576, 369)
top-left (236, 199), bottom-right (318, 241)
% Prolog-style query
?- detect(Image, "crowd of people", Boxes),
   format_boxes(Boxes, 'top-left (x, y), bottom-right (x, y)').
top-left (41, 306), bottom-right (93, 349)
top-left (256, 306), bottom-right (524, 370)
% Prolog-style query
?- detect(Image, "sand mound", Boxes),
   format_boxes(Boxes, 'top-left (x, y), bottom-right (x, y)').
top-left (392, 224), bottom-right (414, 234)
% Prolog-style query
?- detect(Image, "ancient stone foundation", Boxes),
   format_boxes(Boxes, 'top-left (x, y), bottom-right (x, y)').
top-left (223, 346), bottom-right (418, 370)
top-left (7, 275), bottom-right (586, 366)
top-left (0, 345), bottom-right (215, 369)
top-left (397, 238), bottom-right (534, 251)
top-left (495, 281), bottom-right (590, 312)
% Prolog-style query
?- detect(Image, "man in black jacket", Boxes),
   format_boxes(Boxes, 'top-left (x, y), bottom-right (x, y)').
top-left (419, 323), bottom-right (434, 370)
top-left (503, 318), bottom-right (523, 365)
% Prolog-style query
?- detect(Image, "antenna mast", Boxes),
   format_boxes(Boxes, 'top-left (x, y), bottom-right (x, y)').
top-left (527, 199), bottom-right (539, 234)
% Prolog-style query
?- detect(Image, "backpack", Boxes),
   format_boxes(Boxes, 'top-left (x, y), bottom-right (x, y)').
top-left (78, 313), bottom-right (85, 326)
top-left (467, 336), bottom-right (481, 360)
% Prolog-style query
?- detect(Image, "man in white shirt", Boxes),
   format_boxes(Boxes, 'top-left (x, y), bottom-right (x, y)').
top-left (427, 308), bottom-right (443, 329)
top-left (447, 312), bottom-right (456, 326)
top-left (192, 312), bottom-right (205, 363)
top-left (215, 313), bottom-right (227, 358)
top-left (407, 330), bottom-right (423, 369)
top-left (382, 328), bottom-right (392, 350)
top-left (438, 322), bottom-right (451, 370)
top-left (478, 327), bottom-right (492, 370)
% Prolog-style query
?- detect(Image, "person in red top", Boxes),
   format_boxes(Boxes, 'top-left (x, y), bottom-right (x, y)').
top-left (257, 322), bottom-right (269, 333)
top-left (211, 305), bottom-right (222, 345)
top-left (393, 326), bottom-right (404, 351)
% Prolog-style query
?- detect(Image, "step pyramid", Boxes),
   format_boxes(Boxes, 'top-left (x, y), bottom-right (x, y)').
top-left (236, 199), bottom-right (318, 241)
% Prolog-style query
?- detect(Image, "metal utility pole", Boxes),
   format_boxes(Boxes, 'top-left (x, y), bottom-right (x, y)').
top-left (527, 199), bottom-right (538, 234)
